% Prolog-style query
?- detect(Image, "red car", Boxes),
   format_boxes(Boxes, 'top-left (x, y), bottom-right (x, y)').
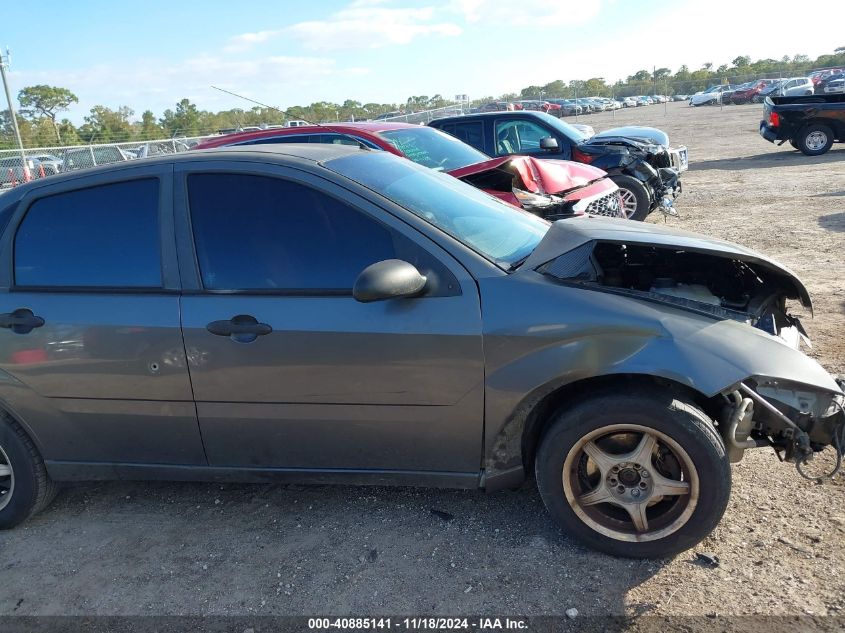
top-left (730, 79), bottom-right (776, 104)
top-left (517, 100), bottom-right (563, 115)
top-left (195, 122), bottom-right (623, 219)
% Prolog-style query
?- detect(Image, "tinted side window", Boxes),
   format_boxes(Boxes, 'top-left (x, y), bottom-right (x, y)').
top-left (446, 122), bottom-right (483, 150)
top-left (188, 173), bottom-right (400, 291)
top-left (15, 179), bottom-right (161, 287)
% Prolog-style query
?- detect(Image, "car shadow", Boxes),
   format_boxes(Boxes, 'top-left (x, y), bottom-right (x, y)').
top-left (813, 190), bottom-right (845, 198)
top-left (690, 148), bottom-right (845, 171)
top-left (0, 480), bottom-right (670, 617)
top-left (818, 212), bottom-right (845, 232)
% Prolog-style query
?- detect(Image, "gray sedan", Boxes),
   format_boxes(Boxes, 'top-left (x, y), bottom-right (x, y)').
top-left (0, 144), bottom-right (842, 558)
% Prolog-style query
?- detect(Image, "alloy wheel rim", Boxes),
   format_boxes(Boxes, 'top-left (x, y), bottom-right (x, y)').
top-left (0, 444), bottom-right (13, 512)
top-left (805, 131), bottom-right (828, 151)
top-left (618, 189), bottom-right (638, 218)
top-left (562, 424), bottom-right (699, 543)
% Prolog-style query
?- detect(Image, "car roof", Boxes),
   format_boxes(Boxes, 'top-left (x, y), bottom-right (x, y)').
top-left (431, 110), bottom-right (547, 122)
top-left (6, 144), bottom-right (367, 192)
top-left (201, 121), bottom-right (422, 146)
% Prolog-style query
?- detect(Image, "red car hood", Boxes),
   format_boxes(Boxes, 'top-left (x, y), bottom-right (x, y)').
top-left (447, 156), bottom-right (606, 195)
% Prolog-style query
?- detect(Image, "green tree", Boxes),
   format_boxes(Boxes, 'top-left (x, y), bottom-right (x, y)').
top-left (541, 80), bottom-right (568, 98)
top-left (139, 110), bottom-right (163, 139)
top-left (17, 85), bottom-right (78, 143)
top-left (78, 105), bottom-right (134, 142)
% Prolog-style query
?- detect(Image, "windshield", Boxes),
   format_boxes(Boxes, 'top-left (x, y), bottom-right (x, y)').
top-left (325, 152), bottom-right (549, 268)
top-left (377, 127), bottom-right (490, 172)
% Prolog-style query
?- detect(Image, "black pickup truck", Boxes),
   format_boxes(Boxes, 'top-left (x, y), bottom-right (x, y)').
top-left (760, 95), bottom-right (845, 156)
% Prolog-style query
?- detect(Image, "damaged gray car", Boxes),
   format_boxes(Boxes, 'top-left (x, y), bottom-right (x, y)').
top-left (0, 145), bottom-right (842, 558)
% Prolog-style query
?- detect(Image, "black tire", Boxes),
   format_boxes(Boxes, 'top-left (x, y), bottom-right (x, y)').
top-left (535, 390), bottom-right (730, 558)
top-left (789, 139), bottom-right (800, 150)
top-left (751, 95), bottom-right (762, 104)
top-left (0, 414), bottom-right (58, 529)
top-left (795, 124), bottom-right (835, 156)
top-left (609, 174), bottom-right (651, 221)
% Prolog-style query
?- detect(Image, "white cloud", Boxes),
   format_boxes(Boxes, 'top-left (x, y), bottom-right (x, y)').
top-left (289, 6), bottom-right (462, 51)
top-left (452, 0), bottom-right (602, 26)
top-left (226, 3), bottom-right (462, 53)
top-left (224, 30), bottom-right (281, 53)
top-left (9, 55), bottom-right (369, 124)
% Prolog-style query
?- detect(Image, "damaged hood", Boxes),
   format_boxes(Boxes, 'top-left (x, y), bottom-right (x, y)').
top-left (521, 217), bottom-right (812, 308)
top-left (582, 135), bottom-right (664, 154)
top-left (592, 126), bottom-right (670, 148)
top-left (448, 156), bottom-right (607, 195)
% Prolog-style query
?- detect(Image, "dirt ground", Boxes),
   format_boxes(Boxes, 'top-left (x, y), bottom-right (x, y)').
top-left (0, 102), bottom-right (843, 625)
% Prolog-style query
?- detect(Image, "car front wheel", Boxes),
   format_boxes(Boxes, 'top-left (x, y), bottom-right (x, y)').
top-left (609, 175), bottom-right (650, 221)
top-left (535, 390), bottom-right (730, 558)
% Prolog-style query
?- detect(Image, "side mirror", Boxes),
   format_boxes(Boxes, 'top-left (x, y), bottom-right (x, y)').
top-left (539, 136), bottom-right (559, 151)
top-left (353, 259), bottom-right (427, 303)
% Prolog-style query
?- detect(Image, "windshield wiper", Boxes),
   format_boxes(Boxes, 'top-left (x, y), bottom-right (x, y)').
top-left (507, 254), bottom-right (531, 272)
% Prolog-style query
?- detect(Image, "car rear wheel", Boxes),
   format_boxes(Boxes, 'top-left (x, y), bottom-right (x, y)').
top-left (0, 415), bottom-right (57, 529)
top-left (535, 391), bottom-right (730, 558)
top-left (795, 124), bottom-right (834, 156)
top-left (609, 175), bottom-right (650, 221)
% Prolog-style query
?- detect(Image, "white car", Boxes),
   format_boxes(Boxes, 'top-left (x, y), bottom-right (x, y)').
top-left (773, 77), bottom-right (814, 97)
top-left (690, 85), bottom-right (729, 106)
top-left (824, 78), bottom-right (845, 94)
top-left (622, 97), bottom-right (638, 108)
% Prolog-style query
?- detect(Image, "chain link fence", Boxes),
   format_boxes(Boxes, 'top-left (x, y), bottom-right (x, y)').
top-left (0, 135), bottom-right (216, 189)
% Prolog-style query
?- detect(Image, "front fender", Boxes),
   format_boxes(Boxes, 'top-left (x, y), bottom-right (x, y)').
top-left (480, 274), bottom-right (840, 487)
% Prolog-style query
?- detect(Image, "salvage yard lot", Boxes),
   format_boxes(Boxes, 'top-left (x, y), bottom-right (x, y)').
top-left (0, 102), bottom-right (843, 619)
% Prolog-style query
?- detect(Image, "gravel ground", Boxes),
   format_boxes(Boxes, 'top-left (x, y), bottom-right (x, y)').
top-left (0, 102), bottom-right (843, 624)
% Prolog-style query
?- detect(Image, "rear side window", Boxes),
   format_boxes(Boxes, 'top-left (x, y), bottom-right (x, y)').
top-left (15, 179), bottom-right (161, 288)
top-left (442, 122), bottom-right (484, 150)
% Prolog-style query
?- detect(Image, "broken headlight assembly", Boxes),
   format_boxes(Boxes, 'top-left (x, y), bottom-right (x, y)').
top-left (511, 188), bottom-right (560, 209)
top-left (722, 378), bottom-right (845, 481)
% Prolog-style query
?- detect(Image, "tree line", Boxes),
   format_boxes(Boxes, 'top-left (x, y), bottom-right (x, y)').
top-left (2, 48), bottom-right (843, 150)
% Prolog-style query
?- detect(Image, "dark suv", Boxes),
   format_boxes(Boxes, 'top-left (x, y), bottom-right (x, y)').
top-left (0, 145), bottom-right (842, 558)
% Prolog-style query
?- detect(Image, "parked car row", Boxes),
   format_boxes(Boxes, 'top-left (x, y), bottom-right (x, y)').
top-left (473, 95), bottom-right (682, 118)
top-left (689, 76), bottom-right (833, 107)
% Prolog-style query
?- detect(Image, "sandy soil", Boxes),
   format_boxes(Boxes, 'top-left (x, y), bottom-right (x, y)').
top-left (0, 102), bottom-right (843, 625)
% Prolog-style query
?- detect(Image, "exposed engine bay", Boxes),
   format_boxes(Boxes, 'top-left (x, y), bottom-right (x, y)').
top-left (538, 238), bottom-right (845, 475)
top-left (541, 241), bottom-right (809, 344)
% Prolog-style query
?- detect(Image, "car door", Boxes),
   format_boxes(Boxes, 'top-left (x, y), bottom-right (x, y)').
top-left (176, 161), bottom-right (485, 475)
top-left (0, 165), bottom-right (205, 466)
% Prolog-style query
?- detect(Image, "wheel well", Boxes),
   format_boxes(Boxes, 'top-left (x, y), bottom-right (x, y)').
top-left (798, 119), bottom-right (837, 135)
top-left (519, 374), bottom-right (720, 473)
top-left (0, 403), bottom-right (46, 459)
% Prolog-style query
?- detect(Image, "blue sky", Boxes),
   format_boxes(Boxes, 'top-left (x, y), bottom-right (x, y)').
top-left (4, 0), bottom-right (842, 123)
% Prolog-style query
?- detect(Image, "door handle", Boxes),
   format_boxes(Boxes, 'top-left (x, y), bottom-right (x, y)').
top-left (0, 308), bottom-right (45, 334)
top-left (206, 315), bottom-right (272, 342)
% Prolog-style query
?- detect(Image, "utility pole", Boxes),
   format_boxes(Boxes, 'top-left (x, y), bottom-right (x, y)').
top-left (0, 48), bottom-right (29, 181)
